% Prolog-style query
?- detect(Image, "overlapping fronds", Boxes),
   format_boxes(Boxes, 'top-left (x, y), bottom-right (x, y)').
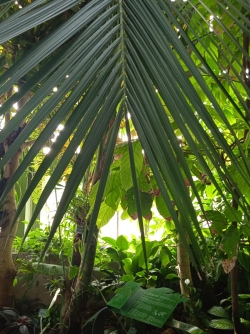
top-left (0, 0), bottom-right (249, 264)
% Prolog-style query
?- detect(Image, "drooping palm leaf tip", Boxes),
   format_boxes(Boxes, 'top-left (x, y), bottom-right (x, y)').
top-left (0, 0), bottom-right (249, 266)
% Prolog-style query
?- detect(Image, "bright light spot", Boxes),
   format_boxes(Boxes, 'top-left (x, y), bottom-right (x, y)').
top-left (13, 102), bottom-right (18, 110)
top-left (15, 1), bottom-right (18, 3)
top-left (226, 6), bottom-right (229, 9)
top-left (209, 27), bottom-right (214, 32)
top-left (176, 28), bottom-right (179, 32)
top-left (178, 35), bottom-right (181, 38)
top-left (246, 68), bottom-right (249, 74)
top-left (18, 5), bottom-right (22, 8)
top-left (57, 124), bottom-right (64, 131)
top-left (43, 147), bottom-right (51, 154)
top-left (66, 75), bottom-right (69, 78)
top-left (142, 149), bottom-right (145, 154)
top-left (13, 86), bottom-right (19, 92)
top-left (0, 104), bottom-right (2, 107)
top-left (210, 15), bottom-right (214, 20)
top-left (51, 137), bottom-right (56, 143)
top-left (223, 70), bottom-right (227, 73)
top-left (11, 112), bottom-right (16, 117)
top-left (53, 87), bottom-right (58, 92)
top-left (75, 146), bottom-right (81, 154)
top-left (127, 112), bottom-right (131, 119)
top-left (155, 89), bottom-right (158, 93)
top-left (246, 75), bottom-right (249, 79)
top-left (185, 279), bottom-right (190, 285)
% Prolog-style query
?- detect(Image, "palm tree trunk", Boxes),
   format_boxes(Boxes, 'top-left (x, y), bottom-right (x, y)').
top-left (177, 214), bottom-right (192, 297)
top-left (0, 150), bottom-right (22, 307)
top-left (0, 91), bottom-right (30, 307)
top-left (60, 139), bottom-right (109, 333)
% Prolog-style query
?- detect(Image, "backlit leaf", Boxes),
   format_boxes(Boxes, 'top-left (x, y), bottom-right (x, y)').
top-left (96, 202), bottom-right (116, 228)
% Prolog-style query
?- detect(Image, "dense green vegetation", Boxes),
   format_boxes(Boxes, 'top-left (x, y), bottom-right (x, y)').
top-left (0, 0), bottom-right (250, 333)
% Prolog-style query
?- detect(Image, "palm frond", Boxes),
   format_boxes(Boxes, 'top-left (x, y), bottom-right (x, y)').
top-left (0, 0), bottom-right (249, 262)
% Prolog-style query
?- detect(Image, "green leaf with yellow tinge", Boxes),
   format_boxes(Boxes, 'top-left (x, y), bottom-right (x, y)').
top-left (160, 247), bottom-right (171, 266)
top-left (120, 150), bottom-right (133, 191)
top-left (104, 172), bottom-right (121, 196)
top-left (96, 202), bottom-right (116, 228)
top-left (105, 188), bottom-right (120, 210)
top-left (104, 172), bottom-right (121, 209)
top-left (209, 319), bottom-right (234, 330)
top-left (116, 235), bottom-right (129, 251)
top-left (89, 181), bottom-right (99, 212)
top-left (138, 172), bottom-right (151, 192)
top-left (132, 141), bottom-right (143, 176)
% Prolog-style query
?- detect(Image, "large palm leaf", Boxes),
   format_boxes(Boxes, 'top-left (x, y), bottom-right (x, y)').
top-left (0, 0), bottom-right (249, 264)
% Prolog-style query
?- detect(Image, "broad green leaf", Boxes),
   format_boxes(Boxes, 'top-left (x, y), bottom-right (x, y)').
top-left (140, 192), bottom-right (153, 217)
top-left (207, 306), bottom-right (229, 319)
top-left (120, 150), bottom-right (133, 191)
top-left (166, 274), bottom-right (179, 280)
top-left (121, 210), bottom-right (130, 220)
top-left (238, 294), bottom-right (250, 299)
top-left (224, 207), bottom-right (242, 223)
top-left (102, 237), bottom-right (117, 248)
top-left (209, 319), bottom-right (234, 330)
top-left (105, 189), bottom-right (120, 210)
top-left (89, 181), bottom-right (100, 211)
top-left (156, 194), bottom-right (171, 219)
top-left (127, 188), bottom-right (137, 218)
top-left (131, 141), bottom-right (143, 176)
top-left (160, 247), bottom-right (171, 266)
top-left (69, 266), bottom-right (79, 280)
top-left (121, 275), bottom-right (134, 282)
top-left (96, 202), bottom-right (116, 229)
top-left (203, 210), bottom-right (227, 224)
top-left (106, 248), bottom-right (120, 263)
top-left (137, 172), bottom-right (152, 192)
top-left (220, 225), bottom-right (240, 259)
top-left (116, 235), bottom-right (129, 251)
top-left (122, 258), bottom-right (133, 275)
top-left (242, 225), bottom-right (250, 238)
top-left (104, 172), bottom-right (121, 196)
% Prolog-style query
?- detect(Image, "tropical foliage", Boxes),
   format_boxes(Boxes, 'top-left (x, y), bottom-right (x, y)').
top-left (0, 0), bottom-right (250, 332)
